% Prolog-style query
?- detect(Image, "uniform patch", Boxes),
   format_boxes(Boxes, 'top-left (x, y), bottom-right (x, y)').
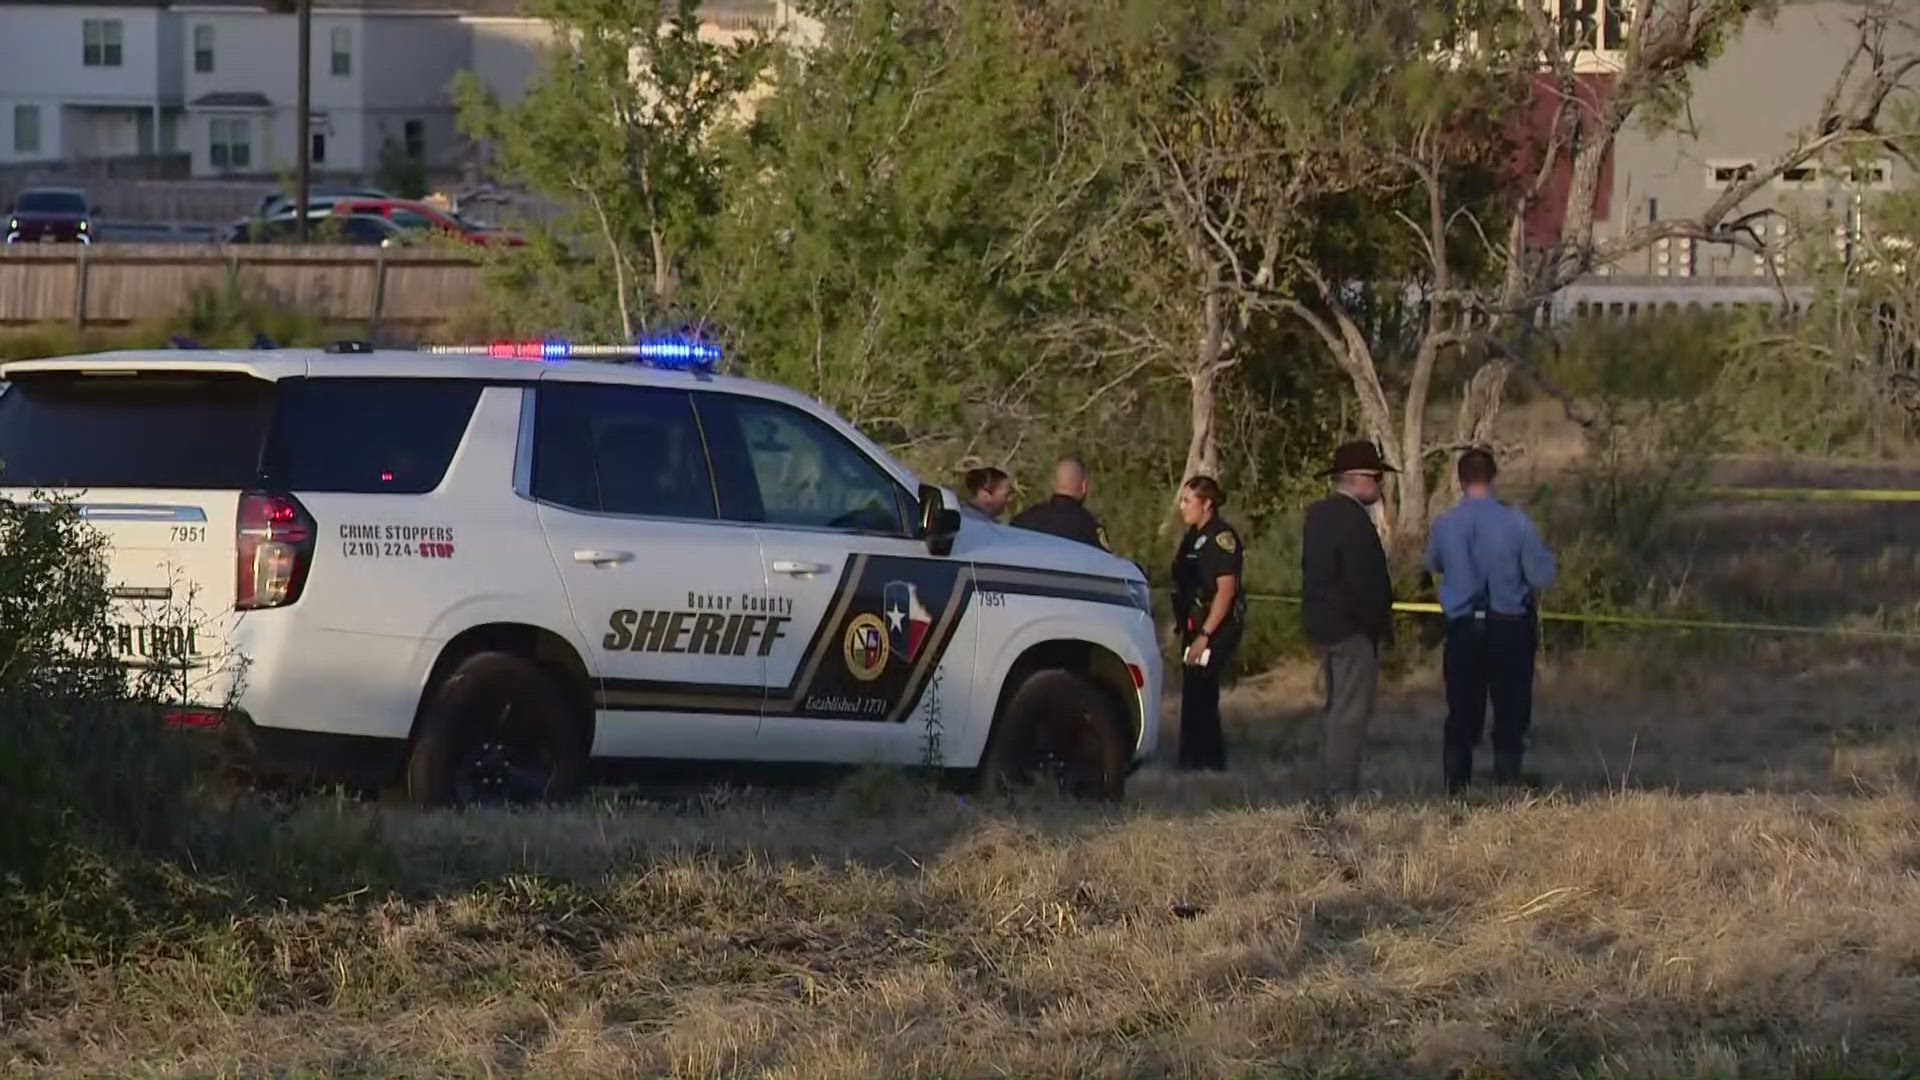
top-left (1216, 530), bottom-right (1238, 553)
top-left (843, 613), bottom-right (890, 682)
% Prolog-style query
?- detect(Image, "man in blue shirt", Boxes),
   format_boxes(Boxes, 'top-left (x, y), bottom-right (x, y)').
top-left (1424, 448), bottom-right (1555, 794)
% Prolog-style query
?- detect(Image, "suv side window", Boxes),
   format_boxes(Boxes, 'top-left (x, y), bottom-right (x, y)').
top-left (533, 382), bottom-right (716, 520)
top-left (264, 377), bottom-right (480, 493)
top-left (697, 393), bottom-right (907, 535)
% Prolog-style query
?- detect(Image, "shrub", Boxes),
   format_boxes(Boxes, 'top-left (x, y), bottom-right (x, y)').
top-left (0, 277), bottom-right (365, 363)
top-left (172, 268), bottom-right (341, 349)
top-left (0, 495), bottom-right (196, 973)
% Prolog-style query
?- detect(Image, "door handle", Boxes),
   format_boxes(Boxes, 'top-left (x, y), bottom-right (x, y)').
top-left (573, 549), bottom-right (633, 566)
top-left (771, 559), bottom-right (830, 576)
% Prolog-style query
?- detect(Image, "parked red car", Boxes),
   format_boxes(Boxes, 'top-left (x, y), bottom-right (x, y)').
top-left (327, 198), bottom-right (525, 247)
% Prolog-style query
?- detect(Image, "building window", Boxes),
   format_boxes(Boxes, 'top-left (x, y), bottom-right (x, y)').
top-left (1654, 237), bottom-right (1695, 278)
top-left (1839, 161), bottom-right (1894, 190)
top-left (1553, 0), bottom-right (1628, 53)
top-left (13, 105), bottom-right (40, 155)
top-left (193, 25), bottom-right (214, 73)
top-left (209, 116), bottom-right (251, 171)
top-left (1752, 220), bottom-right (1789, 277)
top-left (403, 118), bottom-right (424, 161)
top-left (1757, 159), bottom-right (1896, 192)
top-left (330, 28), bottom-right (351, 76)
top-left (311, 131), bottom-right (326, 165)
top-left (1707, 161), bottom-right (1756, 188)
top-left (84, 19), bottom-right (124, 67)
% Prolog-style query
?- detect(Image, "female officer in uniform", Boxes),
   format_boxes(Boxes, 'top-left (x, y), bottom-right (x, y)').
top-left (1172, 475), bottom-right (1244, 771)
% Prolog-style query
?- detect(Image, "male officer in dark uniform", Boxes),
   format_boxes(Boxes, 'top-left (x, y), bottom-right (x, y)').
top-left (961, 466), bottom-right (1013, 521)
top-left (1172, 475), bottom-right (1244, 771)
top-left (1424, 447), bottom-right (1555, 793)
top-left (1010, 455), bottom-right (1112, 552)
top-left (1301, 440), bottom-right (1396, 799)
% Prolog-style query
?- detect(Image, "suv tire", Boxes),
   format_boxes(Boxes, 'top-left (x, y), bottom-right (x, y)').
top-left (406, 651), bottom-right (585, 807)
top-left (978, 668), bottom-right (1127, 800)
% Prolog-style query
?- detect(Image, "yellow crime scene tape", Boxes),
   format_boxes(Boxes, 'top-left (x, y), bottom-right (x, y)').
top-left (1706, 486), bottom-right (1920, 502)
top-left (1150, 482), bottom-right (1920, 642)
top-left (1218, 593), bottom-right (1920, 643)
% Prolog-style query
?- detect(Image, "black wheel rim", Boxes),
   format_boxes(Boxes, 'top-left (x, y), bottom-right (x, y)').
top-left (1029, 705), bottom-right (1106, 797)
top-left (451, 698), bottom-right (558, 805)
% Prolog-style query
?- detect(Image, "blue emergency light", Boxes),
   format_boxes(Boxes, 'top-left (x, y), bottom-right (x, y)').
top-left (424, 335), bottom-right (722, 371)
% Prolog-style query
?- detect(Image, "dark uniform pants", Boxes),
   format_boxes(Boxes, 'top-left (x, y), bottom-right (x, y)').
top-left (1178, 629), bottom-right (1237, 771)
top-left (1443, 612), bottom-right (1536, 791)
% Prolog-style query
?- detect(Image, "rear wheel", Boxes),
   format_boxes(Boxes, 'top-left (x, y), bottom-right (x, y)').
top-left (977, 669), bottom-right (1128, 800)
top-left (405, 651), bottom-right (584, 807)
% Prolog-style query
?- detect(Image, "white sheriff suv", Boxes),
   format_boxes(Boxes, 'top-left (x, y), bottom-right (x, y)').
top-left (0, 339), bottom-right (1162, 804)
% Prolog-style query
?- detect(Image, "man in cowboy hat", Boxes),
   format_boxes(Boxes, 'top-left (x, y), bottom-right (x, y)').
top-left (1301, 439), bottom-right (1397, 799)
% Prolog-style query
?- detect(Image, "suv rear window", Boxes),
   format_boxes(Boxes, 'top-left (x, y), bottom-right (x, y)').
top-left (0, 373), bottom-right (481, 493)
top-left (0, 372), bottom-right (273, 489)
top-left (263, 378), bottom-right (481, 494)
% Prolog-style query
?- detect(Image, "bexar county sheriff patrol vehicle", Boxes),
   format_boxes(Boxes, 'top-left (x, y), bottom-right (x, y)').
top-left (0, 338), bottom-right (1161, 804)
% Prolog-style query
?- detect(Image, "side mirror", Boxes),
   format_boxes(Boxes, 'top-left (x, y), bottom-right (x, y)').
top-left (917, 483), bottom-right (961, 557)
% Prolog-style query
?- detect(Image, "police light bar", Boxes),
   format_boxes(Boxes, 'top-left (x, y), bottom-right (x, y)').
top-left (424, 336), bottom-right (722, 370)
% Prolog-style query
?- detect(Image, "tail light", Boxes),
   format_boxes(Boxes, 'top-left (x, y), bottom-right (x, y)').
top-left (236, 492), bottom-right (315, 610)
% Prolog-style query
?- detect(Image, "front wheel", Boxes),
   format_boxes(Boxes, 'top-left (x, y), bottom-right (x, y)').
top-left (977, 669), bottom-right (1128, 800)
top-left (405, 651), bottom-right (584, 807)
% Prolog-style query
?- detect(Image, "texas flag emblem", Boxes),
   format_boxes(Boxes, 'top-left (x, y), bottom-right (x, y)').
top-left (883, 581), bottom-right (932, 663)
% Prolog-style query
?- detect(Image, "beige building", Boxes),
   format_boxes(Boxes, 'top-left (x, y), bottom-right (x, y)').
top-left (1585, 1), bottom-right (1916, 281)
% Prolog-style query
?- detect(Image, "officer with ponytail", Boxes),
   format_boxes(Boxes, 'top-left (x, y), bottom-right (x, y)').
top-left (1172, 474), bottom-right (1245, 771)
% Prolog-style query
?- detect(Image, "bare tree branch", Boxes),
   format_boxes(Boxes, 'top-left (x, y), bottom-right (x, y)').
top-left (1484, 333), bottom-right (1596, 429)
top-left (575, 179), bottom-right (633, 339)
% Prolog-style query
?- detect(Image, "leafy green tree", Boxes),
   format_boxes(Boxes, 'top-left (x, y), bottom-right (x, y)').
top-left (1256, 0), bottom-right (1920, 549)
top-left (377, 137), bottom-right (428, 200)
top-left (1019, 0), bottom-right (1522, 526)
top-left (453, 0), bottom-right (772, 338)
top-left (696, 0), bottom-right (1100, 468)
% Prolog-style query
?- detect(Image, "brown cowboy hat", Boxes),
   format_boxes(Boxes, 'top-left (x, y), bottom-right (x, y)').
top-left (1320, 440), bottom-right (1398, 476)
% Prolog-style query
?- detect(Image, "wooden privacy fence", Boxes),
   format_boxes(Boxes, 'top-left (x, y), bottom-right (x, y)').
top-left (0, 244), bottom-right (490, 336)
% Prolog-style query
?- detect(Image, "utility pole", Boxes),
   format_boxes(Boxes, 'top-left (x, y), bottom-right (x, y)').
top-left (295, 0), bottom-right (312, 241)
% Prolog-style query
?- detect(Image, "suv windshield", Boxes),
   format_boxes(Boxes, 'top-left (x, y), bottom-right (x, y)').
top-left (15, 191), bottom-right (86, 215)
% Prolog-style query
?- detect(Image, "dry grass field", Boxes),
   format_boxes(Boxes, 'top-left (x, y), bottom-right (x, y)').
top-left (4, 639), bottom-right (1919, 1079)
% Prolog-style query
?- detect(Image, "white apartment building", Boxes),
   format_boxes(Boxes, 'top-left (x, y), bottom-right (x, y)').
top-left (0, 0), bottom-right (814, 179)
top-left (0, 2), bottom-right (187, 164)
